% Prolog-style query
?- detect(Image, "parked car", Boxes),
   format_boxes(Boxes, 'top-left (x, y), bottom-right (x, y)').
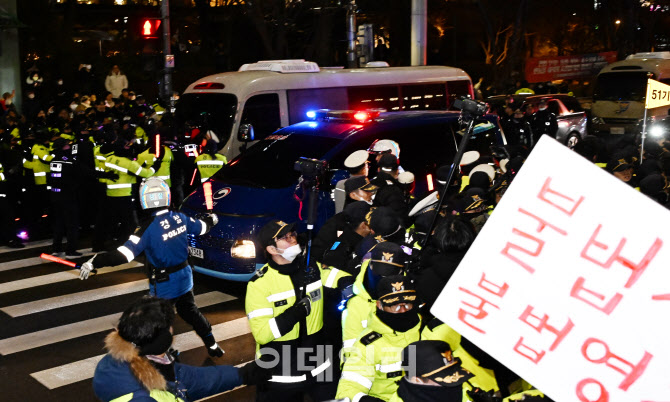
top-left (179, 110), bottom-right (507, 281)
top-left (521, 94), bottom-right (588, 148)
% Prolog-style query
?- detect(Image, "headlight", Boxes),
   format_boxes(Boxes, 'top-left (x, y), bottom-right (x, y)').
top-left (231, 240), bottom-right (255, 259)
top-left (591, 116), bottom-right (605, 125)
top-left (650, 125), bottom-right (665, 138)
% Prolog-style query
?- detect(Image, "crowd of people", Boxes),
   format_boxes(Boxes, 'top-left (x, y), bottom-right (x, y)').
top-left (0, 65), bottom-right (226, 253)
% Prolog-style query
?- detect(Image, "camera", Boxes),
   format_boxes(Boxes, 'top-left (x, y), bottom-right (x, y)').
top-left (294, 157), bottom-right (327, 178)
top-left (453, 97), bottom-right (488, 117)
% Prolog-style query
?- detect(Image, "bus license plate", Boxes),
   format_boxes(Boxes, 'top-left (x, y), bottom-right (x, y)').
top-left (188, 247), bottom-right (204, 259)
top-left (610, 127), bottom-right (625, 135)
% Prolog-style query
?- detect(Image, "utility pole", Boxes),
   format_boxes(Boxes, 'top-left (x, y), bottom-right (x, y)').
top-left (410, 0), bottom-right (427, 66)
top-left (346, 0), bottom-right (358, 68)
top-left (161, 0), bottom-right (174, 109)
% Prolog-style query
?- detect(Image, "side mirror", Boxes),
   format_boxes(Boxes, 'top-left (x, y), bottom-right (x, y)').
top-left (238, 124), bottom-right (255, 142)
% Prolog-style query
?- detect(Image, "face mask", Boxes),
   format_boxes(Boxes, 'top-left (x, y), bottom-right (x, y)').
top-left (397, 377), bottom-right (463, 402)
top-left (28, 94), bottom-right (35, 99)
top-left (539, 106), bottom-right (547, 111)
top-left (377, 307), bottom-right (420, 332)
top-left (278, 244), bottom-right (301, 262)
top-left (70, 103), bottom-right (78, 111)
top-left (57, 80), bottom-right (63, 86)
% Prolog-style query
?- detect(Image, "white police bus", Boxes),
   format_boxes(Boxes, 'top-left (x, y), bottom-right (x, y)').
top-left (176, 60), bottom-right (474, 161)
top-left (591, 52), bottom-right (670, 136)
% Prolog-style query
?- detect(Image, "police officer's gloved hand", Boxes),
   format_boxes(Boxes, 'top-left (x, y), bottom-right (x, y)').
top-left (295, 296), bottom-right (312, 317)
top-left (151, 156), bottom-right (163, 171)
top-left (200, 213), bottom-right (218, 228)
top-left (238, 359), bottom-right (271, 386)
top-left (79, 255), bottom-right (97, 280)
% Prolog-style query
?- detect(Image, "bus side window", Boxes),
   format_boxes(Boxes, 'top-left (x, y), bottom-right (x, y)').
top-left (401, 84), bottom-right (447, 110)
top-left (241, 94), bottom-right (281, 141)
top-left (347, 86), bottom-right (400, 111)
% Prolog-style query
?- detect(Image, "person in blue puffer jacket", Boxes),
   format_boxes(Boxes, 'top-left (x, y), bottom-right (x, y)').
top-left (93, 296), bottom-right (267, 402)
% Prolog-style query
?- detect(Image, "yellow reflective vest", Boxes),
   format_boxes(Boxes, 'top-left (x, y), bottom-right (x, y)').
top-left (195, 153), bottom-right (227, 183)
top-left (137, 146), bottom-right (173, 187)
top-left (110, 390), bottom-right (184, 402)
top-left (103, 154), bottom-right (154, 197)
top-left (31, 143), bottom-right (53, 186)
top-left (336, 311), bottom-right (421, 401)
top-left (342, 259), bottom-right (376, 351)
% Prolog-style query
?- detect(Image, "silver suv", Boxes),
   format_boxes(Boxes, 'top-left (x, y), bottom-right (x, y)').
top-left (521, 94), bottom-right (588, 148)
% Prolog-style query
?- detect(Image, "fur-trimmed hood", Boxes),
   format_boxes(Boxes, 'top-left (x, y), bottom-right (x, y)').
top-left (93, 331), bottom-right (167, 401)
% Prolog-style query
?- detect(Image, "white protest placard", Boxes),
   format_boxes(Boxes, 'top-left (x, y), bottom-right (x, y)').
top-left (431, 136), bottom-right (670, 402)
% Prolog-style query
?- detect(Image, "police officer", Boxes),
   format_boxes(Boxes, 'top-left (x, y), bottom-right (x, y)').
top-left (372, 153), bottom-right (409, 217)
top-left (389, 340), bottom-right (474, 402)
top-left (246, 220), bottom-right (351, 402)
top-left (93, 296), bottom-right (267, 402)
top-left (341, 242), bottom-right (406, 354)
top-left (194, 139), bottom-right (227, 183)
top-left (531, 99), bottom-right (558, 143)
top-left (335, 150), bottom-right (370, 213)
top-left (0, 155), bottom-right (24, 248)
top-left (336, 275), bottom-right (421, 401)
top-left (344, 176), bottom-right (378, 209)
top-left (138, 131), bottom-right (174, 187)
top-left (92, 134), bottom-right (161, 251)
top-left (80, 178), bottom-right (225, 357)
top-left (505, 108), bottom-right (534, 150)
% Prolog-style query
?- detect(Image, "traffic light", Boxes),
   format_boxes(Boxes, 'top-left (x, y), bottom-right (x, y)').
top-left (140, 18), bottom-right (161, 39)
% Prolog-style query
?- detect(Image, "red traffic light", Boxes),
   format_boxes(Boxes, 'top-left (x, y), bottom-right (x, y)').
top-left (141, 19), bottom-right (161, 38)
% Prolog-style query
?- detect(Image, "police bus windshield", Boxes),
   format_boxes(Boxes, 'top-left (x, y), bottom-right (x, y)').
top-left (214, 133), bottom-right (341, 189)
top-left (593, 72), bottom-right (649, 102)
top-left (175, 93), bottom-right (237, 146)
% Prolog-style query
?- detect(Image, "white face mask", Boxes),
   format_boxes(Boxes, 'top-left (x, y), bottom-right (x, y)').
top-left (28, 94), bottom-right (35, 99)
top-left (278, 244), bottom-right (302, 262)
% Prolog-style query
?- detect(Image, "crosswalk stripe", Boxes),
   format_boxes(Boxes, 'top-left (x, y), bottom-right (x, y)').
top-left (1, 279), bottom-right (148, 317)
top-left (30, 317), bottom-right (253, 389)
top-left (0, 291), bottom-right (237, 355)
top-left (0, 239), bottom-right (53, 254)
top-left (0, 249), bottom-right (94, 273)
top-left (0, 262), bottom-right (141, 295)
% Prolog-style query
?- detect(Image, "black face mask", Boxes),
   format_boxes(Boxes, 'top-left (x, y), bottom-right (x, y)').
top-left (377, 307), bottom-right (420, 333)
top-left (397, 377), bottom-right (463, 402)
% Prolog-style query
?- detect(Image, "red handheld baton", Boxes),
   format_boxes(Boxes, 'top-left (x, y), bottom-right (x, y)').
top-left (203, 182), bottom-right (213, 211)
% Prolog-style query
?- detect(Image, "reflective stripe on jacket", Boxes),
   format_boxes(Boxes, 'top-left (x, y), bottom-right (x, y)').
top-left (195, 154), bottom-right (227, 183)
top-left (138, 147), bottom-right (173, 187)
top-left (31, 144), bottom-right (53, 185)
top-left (103, 154), bottom-right (154, 197)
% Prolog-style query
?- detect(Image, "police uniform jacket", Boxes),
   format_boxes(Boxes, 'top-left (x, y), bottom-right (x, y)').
top-left (245, 257), bottom-right (349, 384)
top-left (195, 153), bottom-right (227, 183)
top-left (336, 310), bottom-right (421, 401)
top-left (342, 259), bottom-right (376, 351)
top-left (372, 172), bottom-right (407, 217)
top-left (421, 318), bottom-right (499, 394)
top-left (31, 143), bottom-right (53, 186)
top-left (103, 153), bottom-right (155, 197)
top-left (94, 209), bottom-right (212, 299)
top-left (138, 146), bottom-right (174, 187)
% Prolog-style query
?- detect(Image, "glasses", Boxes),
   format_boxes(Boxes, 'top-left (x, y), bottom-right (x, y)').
top-left (276, 231), bottom-right (297, 243)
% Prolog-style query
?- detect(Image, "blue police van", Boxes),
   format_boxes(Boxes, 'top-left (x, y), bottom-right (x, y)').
top-left (180, 110), bottom-right (506, 281)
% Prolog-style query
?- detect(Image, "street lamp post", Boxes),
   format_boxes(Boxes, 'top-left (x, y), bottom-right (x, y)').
top-left (346, 0), bottom-right (357, 68)
top-left (161, 0), bottom-right (174, 109)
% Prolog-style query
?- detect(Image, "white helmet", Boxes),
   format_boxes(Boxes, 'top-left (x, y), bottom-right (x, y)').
top-left (368, 139), bottom-right (400, 158)
top-left (139, 177), bottom-right (171, 210)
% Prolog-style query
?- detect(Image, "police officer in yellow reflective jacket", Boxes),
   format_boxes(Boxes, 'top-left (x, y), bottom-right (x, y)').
top-left (246, 220), bottom-right (351, 402)
top-left (92, 134), bottom-right (161, 251)
top-left (194, 140), bottom-right (227, 183)
top-left (138, 132), bottom-right (174, 187)
top-left (342, 242), bottom-right (405, 352)
top-left (336, 275), bottom-right (421, 402)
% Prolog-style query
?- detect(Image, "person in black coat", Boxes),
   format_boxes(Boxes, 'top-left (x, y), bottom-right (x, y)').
top-left (412, 216), bottom-right (476, 316)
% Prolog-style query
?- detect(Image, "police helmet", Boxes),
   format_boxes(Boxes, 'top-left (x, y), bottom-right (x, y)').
top-left (139, 177), bottom-right (171, 210)
top-left (367, 139), bottom-right (400, 157)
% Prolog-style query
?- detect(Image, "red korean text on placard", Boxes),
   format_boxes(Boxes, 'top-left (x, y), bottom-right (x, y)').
top-left (575, 337), bottom-right (653, 402)
top-left (457, 273), bottom-right (509, 334)
top-left (501, 177), bottom-right (583, 274)
top-left (513, 305), bottom-right (575, 364)
top-left (571, 224), bottom-right (663, 315)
